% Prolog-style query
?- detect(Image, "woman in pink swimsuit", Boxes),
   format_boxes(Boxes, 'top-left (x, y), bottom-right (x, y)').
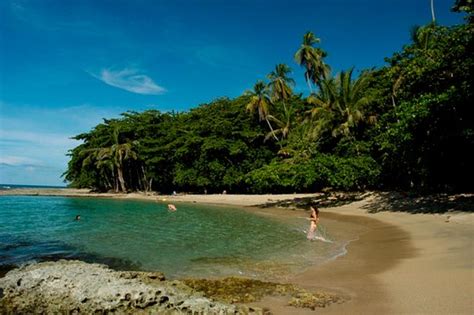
top-left (307, 205), bottom-right (320, 240)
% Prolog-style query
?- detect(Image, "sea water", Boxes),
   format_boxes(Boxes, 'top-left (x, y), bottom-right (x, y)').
top-left (0, 196), bottom-right (351, 280)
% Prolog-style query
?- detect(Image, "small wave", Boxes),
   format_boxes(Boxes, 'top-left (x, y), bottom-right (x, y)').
top-left (311, 236), bottom-right (333, 243)
top-left (325, 236), bottom-right (360, 263)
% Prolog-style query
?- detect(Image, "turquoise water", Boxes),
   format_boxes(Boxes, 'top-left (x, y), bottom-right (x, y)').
top-left (0, 196), bottom-right (346, 279)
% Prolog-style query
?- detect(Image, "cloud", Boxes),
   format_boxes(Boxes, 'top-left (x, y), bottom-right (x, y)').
top-left (0, 155), bottom-right (42, 167)
top-left (0, 129), bottom-right (78, 147)
top-left (92, 68), bottom-right (166, 95)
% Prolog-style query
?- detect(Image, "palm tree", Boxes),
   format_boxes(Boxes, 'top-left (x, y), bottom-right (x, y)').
top-left (80, 128), bottom-right (138, 192)
top-left (245, 81), bottom-right (279, 141)
top-left (294, 31), bottom-right (330, 93)
top-left (307, 68), bottom-right (375, 141)
top-left (267, 64), bottom-right (295, 112)
top-left (80, 147), bottom-right (114, 191)
top-left (265, 104), bottom-right (295, 141)
top-left (108, 129), bottom-right (138, 192)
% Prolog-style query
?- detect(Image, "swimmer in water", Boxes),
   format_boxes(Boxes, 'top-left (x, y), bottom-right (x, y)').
top-left (306, 205), bottom-right (319, 240)
top-left (74, 215), bottom-right (81, 221)
top-left (167, 204), bottom-right (177, 212)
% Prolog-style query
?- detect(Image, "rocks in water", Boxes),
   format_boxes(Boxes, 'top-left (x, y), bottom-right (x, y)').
top-left (0, 260), bottom-right (344, 313)
top-left (182, 277), bottom-right (296, 304)
top-left (0, 260), bottom-right (252, 314)
top-left (288, 291), bottom-right (344, 310)
top-left (182, 276), bottom-right (344, 310)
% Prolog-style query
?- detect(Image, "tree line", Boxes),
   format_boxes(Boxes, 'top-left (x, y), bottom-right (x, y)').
top-left (64, 3), bottom-right (473, 193)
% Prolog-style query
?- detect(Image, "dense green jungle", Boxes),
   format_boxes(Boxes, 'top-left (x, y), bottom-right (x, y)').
top-left (64, 2), bottom-right (473, 194)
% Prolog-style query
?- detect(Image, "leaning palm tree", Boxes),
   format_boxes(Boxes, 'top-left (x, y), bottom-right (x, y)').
top-left (80, 128), bottom-right (139, 193)
top-left (80, 147), bottom-right (114, 191)
top-left (294, 31), bottom-right (330, 93)
top-left (267, 64), bottom-right (295, 112)
top-left (265, 104), bottom-right (296, 141)
top-left (108, 129), bottom-right (138, 193)
top-left (245, 80), bottom-right (279, 141)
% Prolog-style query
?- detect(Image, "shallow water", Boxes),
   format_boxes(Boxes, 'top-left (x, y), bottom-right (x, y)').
top-left (0, 196), bottom-right (351, 280)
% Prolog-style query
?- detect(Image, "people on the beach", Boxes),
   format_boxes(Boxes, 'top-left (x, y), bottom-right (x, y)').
top-left (307, 205), bottom-right (319, 240)
top-left (74, 215), bottom-right (81, 221)
top-left (167, 204), bottom-right (177, 212)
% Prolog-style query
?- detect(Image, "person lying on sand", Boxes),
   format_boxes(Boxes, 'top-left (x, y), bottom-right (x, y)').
top-left (167, 204), bottom-right (177, 212)
top-left (307, 205), bottom-right (319, 240)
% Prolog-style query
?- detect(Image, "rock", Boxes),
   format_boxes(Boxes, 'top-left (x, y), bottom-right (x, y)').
top-left (288, 290), bottom-right (344, 309)
top-left (182, 276), bottom-right (344, 311)
top-left (0, 260), bottom-right (246, 314)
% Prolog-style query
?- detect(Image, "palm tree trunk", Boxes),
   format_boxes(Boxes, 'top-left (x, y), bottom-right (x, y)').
top-left (117, 166), bottom-right (127, 192)
top-left (141, 165), bottom-right (148, 192)
top-left (265, 117), bottom-right (279, 141)
top-left (431, 0), bottom-right (436, 23)
top-left (114, 174), bottom-right (119, 193)
top-left (305, 72), bottom-right (313, 94)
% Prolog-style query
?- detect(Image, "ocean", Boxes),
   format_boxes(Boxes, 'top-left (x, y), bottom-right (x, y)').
top-left (0, 184), bottom-right (67, 190)
top-left (0, 195), bottom-right (351, 280)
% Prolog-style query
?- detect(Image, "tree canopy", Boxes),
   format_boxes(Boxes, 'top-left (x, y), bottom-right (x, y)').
top-left (64, 8), bottom-right (473, 193)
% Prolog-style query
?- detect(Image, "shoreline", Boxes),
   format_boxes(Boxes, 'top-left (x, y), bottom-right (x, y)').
top-left (1, 188), bottom-right (473, 314)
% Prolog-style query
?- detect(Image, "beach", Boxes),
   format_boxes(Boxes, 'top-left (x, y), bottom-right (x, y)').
top-left (1, 188), bottom-right (473, 314)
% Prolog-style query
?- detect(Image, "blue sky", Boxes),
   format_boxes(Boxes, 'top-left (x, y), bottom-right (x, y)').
top-left (0, 0), bottom-right (465, 186)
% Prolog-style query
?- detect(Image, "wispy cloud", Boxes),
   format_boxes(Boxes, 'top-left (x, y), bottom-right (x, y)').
top-left (92, 68), bottom-right (166, 95)
top-left (0, 130), bottom-right (78, 147)
top-left (0, 155), bottom-right (42, 167)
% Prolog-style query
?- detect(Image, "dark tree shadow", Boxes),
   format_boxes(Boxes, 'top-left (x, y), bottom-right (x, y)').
top-left (361, 192), bottom-right (474, 214)
top-left (255, 191), bottom-right (474, 214)
top-left (256, 192), bottom-right (368, 210)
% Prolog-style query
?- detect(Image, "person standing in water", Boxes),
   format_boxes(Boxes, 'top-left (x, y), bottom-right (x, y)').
top-left (307, 205), bottom-right (320, 240)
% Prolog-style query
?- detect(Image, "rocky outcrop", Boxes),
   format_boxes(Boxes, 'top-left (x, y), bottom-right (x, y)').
top-left (0, 260), bottom-right (262, 314)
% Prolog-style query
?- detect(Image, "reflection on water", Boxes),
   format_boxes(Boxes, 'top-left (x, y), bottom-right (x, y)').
top-left (0, 196), bottom-right (350, 280)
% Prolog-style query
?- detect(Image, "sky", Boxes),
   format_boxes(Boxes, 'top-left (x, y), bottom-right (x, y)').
top-left (0, 0), bottom-right (465, 186)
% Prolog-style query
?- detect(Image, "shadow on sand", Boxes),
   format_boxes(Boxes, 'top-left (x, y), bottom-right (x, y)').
top-left (361, 192), bottom-right (474, 214)
top-left (257, 192), bottom-right (368, 210)
top-left (257, 191), bottom-right (473, 214)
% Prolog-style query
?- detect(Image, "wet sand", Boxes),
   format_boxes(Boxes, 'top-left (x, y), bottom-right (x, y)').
top-left (1, 189), bottom-right (473, 314)
top-left (258, 199), bottom-right (473, 315)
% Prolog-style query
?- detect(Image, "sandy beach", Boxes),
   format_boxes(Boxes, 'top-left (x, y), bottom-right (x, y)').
top-left (1, 188), bottom-right (473, 314)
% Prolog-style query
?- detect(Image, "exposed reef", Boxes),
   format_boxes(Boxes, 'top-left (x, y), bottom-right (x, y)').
top-left (182, 277), bottom-right (344, 310)
top-left (0, 260), bottom-right (251, 314)
top-left (0, 260), bottom-right (344, 314)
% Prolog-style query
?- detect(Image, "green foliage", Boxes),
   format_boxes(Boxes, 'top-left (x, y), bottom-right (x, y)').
top-left (245, 155), bottom-right (380, 193)
top-left (65, 8), bottom-right (472, 193)
top-left (374, 22), bottom-right (474, 191)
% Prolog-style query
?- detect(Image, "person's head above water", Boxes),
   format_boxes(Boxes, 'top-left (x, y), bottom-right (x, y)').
top-left (309, 204), bottom-right (320, 216)
top-left (75, 215), bottom-right (81, 220)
